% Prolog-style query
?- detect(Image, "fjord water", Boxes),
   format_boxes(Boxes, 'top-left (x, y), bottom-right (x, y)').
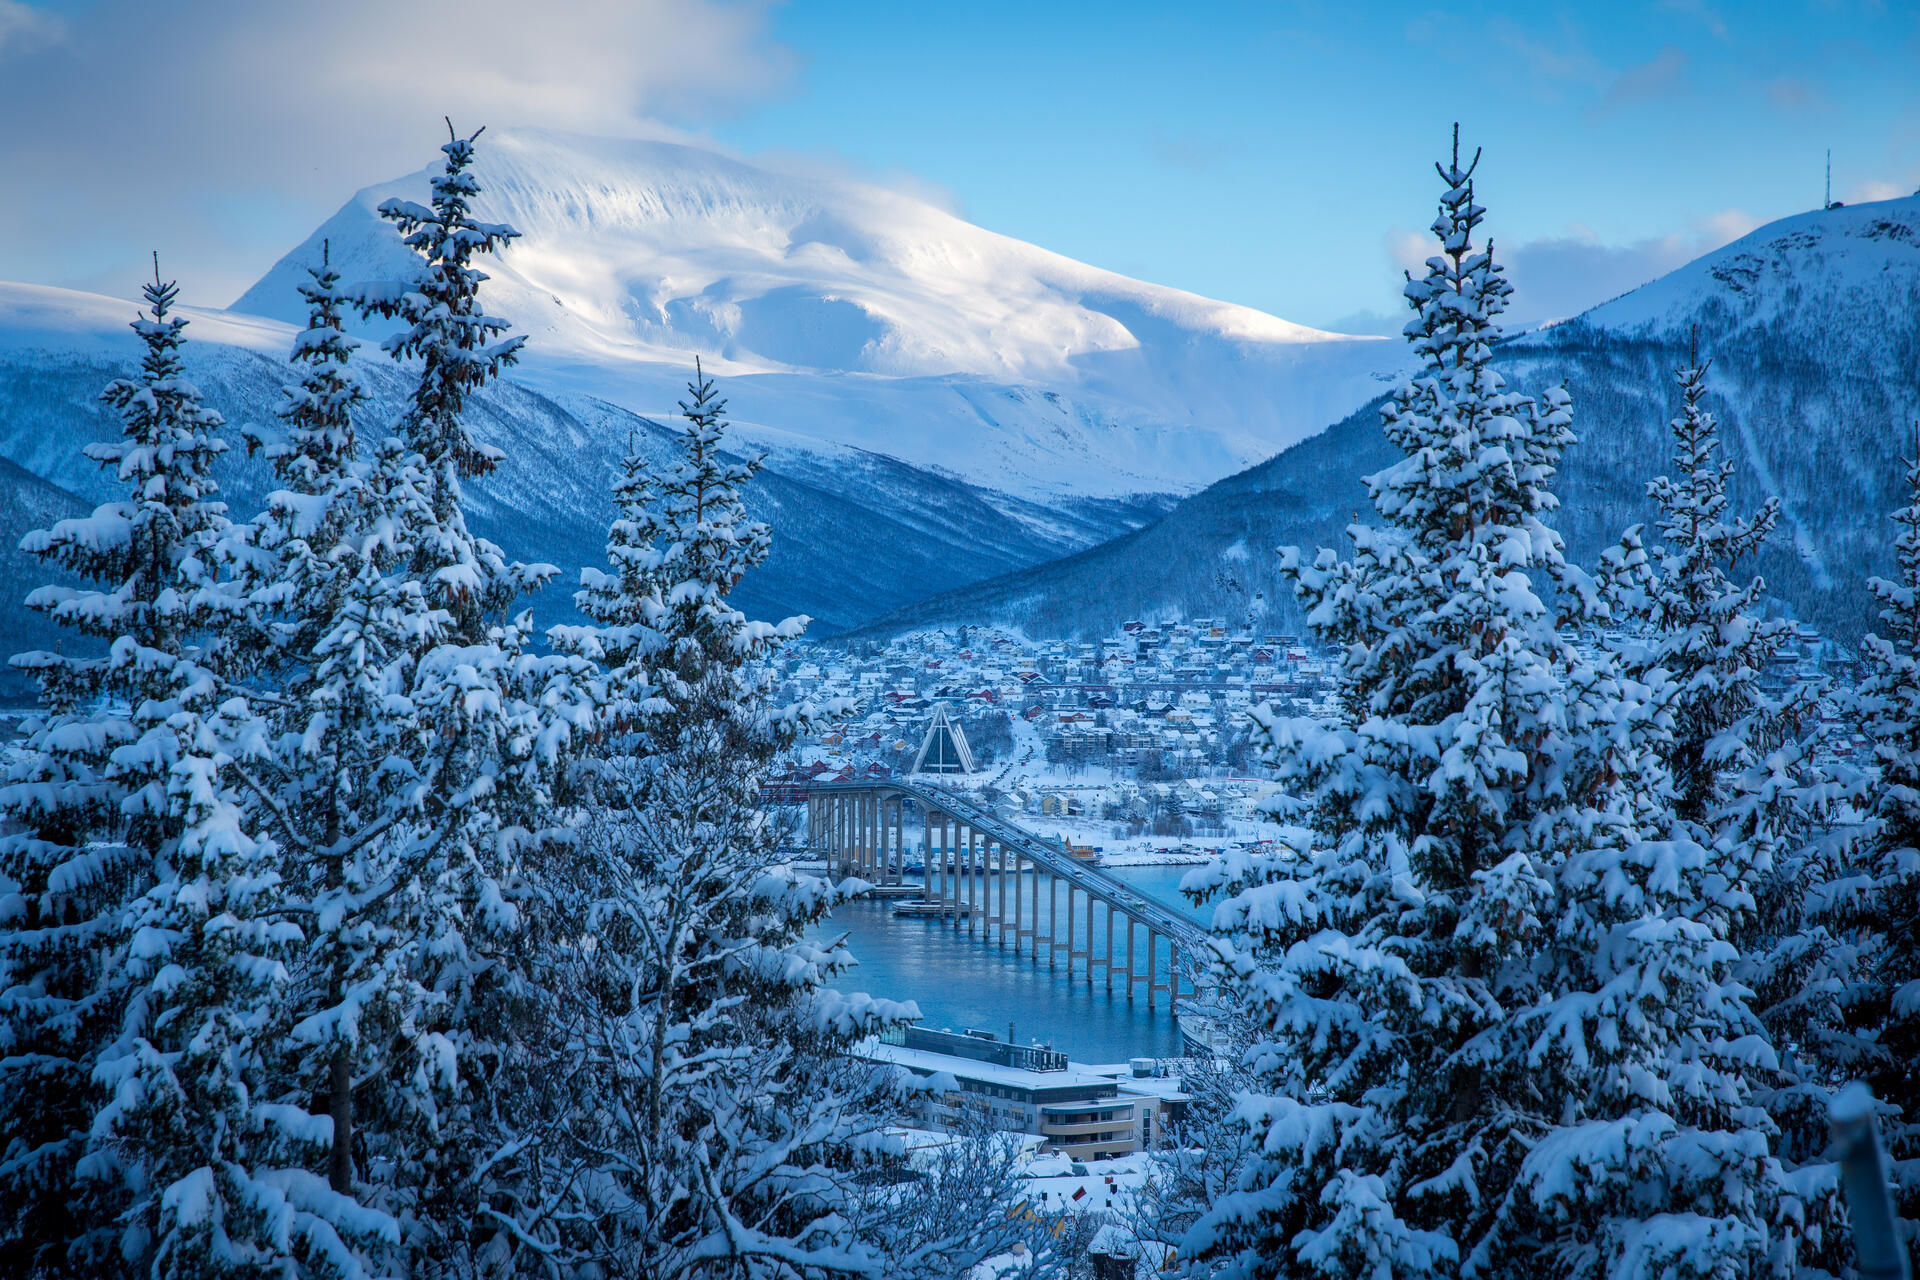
top-left (809, 864), bottom-right (1213, 1063)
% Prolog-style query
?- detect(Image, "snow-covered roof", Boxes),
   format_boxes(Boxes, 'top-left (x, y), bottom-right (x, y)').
top-left (858, 1040), bottom-right (1120, 1095)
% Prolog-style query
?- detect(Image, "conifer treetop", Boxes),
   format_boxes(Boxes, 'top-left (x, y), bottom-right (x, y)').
top-left (20, 256), bottom-right (230, 650)
top-left (356, 121), bottom-right (524, 482)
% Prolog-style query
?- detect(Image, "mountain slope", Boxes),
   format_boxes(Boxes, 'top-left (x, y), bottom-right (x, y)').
top-left (0, 282), bottom-right (1167, 692)
top-left (862, 196), bottom-right (1920, 641)
top-left (233, 128), bottom-right (1405, 498)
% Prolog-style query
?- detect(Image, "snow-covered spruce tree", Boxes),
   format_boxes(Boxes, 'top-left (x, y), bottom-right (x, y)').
top-left (0, 263), bottom-right (246, 1274)
top-left (1829, 429), bottom-right (1920, 1266)
top-left (214, 241), bottom-right (418, 1231)
top-left (1604, 346), bottom-right (1845, 1167)
top-left (352, 120), bottom-right (535, 631)
top-left (89, 692), bottom-right (393, 1280)
top-left (278, 123), bottom-right (587, 1274)
top-left (1605, 344), bottom-right (1807, 828)
top-left (1181, 131), bottom-right (1824, 1280)
top-left (226, 240), bottom-right (370, 652)
top-left (548, 364), bottom-right (910, 1279)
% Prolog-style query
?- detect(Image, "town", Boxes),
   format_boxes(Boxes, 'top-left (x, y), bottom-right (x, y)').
top-left (760, 614), bottom-right (1858, 866)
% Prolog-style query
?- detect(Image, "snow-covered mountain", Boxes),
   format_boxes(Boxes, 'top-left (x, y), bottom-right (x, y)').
top-left (1, 126), bottom-right (1415, 683)
top-left (864, 196), bottom-right (1920, 641)
top-left (0, 280), bottom-right (1174, 686)
top-left (234, 128), bottom-right (1404, 499)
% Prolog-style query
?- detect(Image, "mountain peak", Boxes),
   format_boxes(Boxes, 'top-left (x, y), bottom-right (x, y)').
top-left (228, 127), bottom-right (1404, 498)
top-left (1566, 193), bottom-right (1920, 337)
top-left (235, 127), bottom-right (1365, 380)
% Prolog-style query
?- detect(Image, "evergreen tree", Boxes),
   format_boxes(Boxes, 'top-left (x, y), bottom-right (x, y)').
top-left (331, 124), bottom-right (578, 1274)
top-left (1832, 427), bottom-right (1920, 1268)
top-left (228, 239), bottom-right (370, 663)
top-left (1182, 131), bottom-right (1827, 1280)
top-left (88, 696), bottom-right (391, 1279)
top-left (1605, 345), bottom-right (1804, 826)
top-left (0, 263), bottom-right (241, 1274)
top-left (1605, 344), bottom-right (1843, 1169)
top-left (217, 241), bottom-right (418, 1233)
top-left (549, 364), bottom-right (910, 1278)
top-left (214, 125), bottom-right (581, 1274)
top-left (351, 120), bottom-right (537, 632)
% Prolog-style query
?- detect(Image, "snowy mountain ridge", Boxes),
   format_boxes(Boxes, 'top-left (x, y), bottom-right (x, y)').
top-left (861, 194), bottom-right (1920, 641)
top-left (1563, 195), bottom-right (1920, 337)
top-left (233, 128), bottom-right (1407, 498)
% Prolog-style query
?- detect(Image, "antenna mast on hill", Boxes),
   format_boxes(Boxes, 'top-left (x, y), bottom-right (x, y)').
top-left (1826, 150), bottom-right (1832, 209)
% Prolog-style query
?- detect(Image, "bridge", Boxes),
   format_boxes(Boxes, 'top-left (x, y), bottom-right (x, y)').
top-left (804, 780), bottom-right (1205, 1010)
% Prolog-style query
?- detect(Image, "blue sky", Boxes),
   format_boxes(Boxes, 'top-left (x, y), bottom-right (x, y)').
top-left (1, 0), bottom-right (1915, 329)
top-left (715, 0), bottom-right (1920, 329)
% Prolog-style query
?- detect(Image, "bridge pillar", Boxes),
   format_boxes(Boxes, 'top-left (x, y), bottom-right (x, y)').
top-left (960, 824), bottom-right (972, 932)
top-left (1011, 851), bottom-right (1022, 954)
top-left (1085, 890), bottom-right (1095, 988)
top-left (951, 820), bottom-right (963, 926)
top-left (1006, 849), bottom-right (1017, 949)
top-left (1065, 884), bottom-right (1078, 979)
top-left (892, 797), bottom-right (903, 887)
top-left (866, 793), bottom-right (877, 879)
top-left (1147, 929), bottom-right (1158, 1009)
top-left (940, 821), bottom-right (956, 932)
top-left (992, 840), bottom-right (1004, 948)
top-left (967, 827), bottom-right (979, 938)
top-left (1048, 874), bottom-right (1058, 971)
top-left (1061, 882), bottom-right (1072, 975)
top-left (1105, 906), bottom-right (1114, 992)
top-left (1124, 917), bottom-right (1135, 1001)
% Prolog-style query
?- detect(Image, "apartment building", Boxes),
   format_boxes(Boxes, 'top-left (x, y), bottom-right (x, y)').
top-left (858, 1026), bottom-right (1188, 1161)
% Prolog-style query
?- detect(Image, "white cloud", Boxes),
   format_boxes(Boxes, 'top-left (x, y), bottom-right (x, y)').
top-left (1847, 178), bottom-right (1917, 203)
top-left (1387, 228), bottom-right (1432, 276)
top-left (1380, 210), bottom-right (1762, 331)
top-left (0, 0), bottom-right (791, 305)
top-left (0, 0), bottom-right (59, 55)
top-left (1501, 211), bottom-right (1759, 327)
top-left (1591, 45), bottom-right (1691, 118)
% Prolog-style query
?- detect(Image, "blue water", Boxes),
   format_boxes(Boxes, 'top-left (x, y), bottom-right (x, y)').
top-left (808, 863), bottom-right (1216, 1063)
